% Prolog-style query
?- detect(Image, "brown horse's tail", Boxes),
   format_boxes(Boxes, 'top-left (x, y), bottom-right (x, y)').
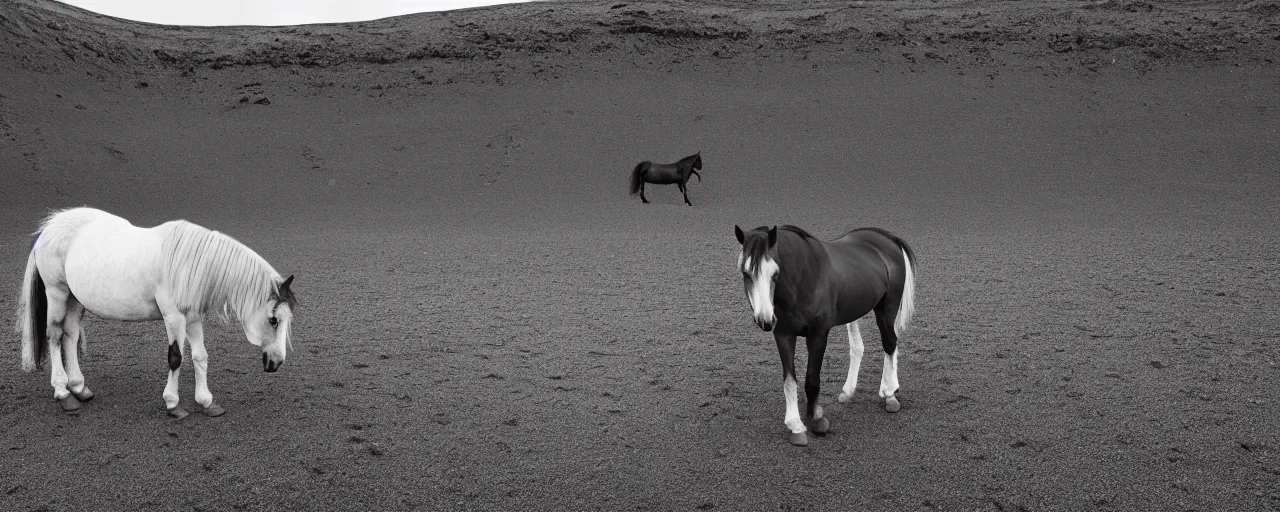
top-left (629, 162), bottom-right (647, 195)
top-left (17, 232), bottom-right (47, 372)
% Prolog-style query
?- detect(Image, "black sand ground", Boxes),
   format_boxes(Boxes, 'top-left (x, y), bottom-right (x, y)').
top-left (1, 0), bottom-right (1278, 510)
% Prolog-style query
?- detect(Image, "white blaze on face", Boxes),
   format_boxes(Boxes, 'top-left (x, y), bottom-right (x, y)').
top-left (269, 305), bottom-right (293, 359)
top-left (739, 252), bottom-right (779, 325)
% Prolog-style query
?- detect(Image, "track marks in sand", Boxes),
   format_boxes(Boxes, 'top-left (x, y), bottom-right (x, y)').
top-left (0, 92), bottom-right (41, 176)
top-left (481, 124), bottom-right (524, 186)
top-left (0, 92), bottom-right (70, 199)
top-left (0, 93), bottom-right (17, 143)
top-left (302, 144), bottom-right (324, 169)
top-left (100, 143), bottom-right (127, 163)
top-left (301, 143), bottom-right (342, 187)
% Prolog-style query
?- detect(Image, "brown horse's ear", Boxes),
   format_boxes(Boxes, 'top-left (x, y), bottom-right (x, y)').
top-left (767, 226), bottom-right (777, 247)
top-left (734, 225), bottom-right (745, 245)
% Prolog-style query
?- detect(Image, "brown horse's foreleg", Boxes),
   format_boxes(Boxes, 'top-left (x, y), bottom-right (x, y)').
top-left (804, 330), bottom-right (830, 434)
top-left (775, 333), bottom-right (807, 446)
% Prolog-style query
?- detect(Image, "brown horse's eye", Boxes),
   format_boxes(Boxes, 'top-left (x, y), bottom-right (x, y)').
top-left (269, 317), bottom-right (278, 328)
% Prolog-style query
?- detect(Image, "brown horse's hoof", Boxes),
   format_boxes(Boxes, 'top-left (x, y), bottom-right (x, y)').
top-left (167, 406), bottom-right (190, 420)
top-left (788, 431), bottom-right (809, 447)
top-left (201, 403), bottom-right (226, 417)
top-left (885, 396), bottom-right (901, 413)
top-left (71, 386), bottom-right (94, 402)
top-left (809, 417), bottom-right (830, 436)
top-left (59, 395), bottom-right (81, 412)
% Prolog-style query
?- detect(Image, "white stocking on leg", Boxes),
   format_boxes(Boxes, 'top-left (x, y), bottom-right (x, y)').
top-left (62, 302), bottom-right (90, 400)
top-left (879, 352), bottom-right (900, 413)
top-left (188, 320), bottom-right (216, 411)
top-left (839, 321), bottom-right (864, 403)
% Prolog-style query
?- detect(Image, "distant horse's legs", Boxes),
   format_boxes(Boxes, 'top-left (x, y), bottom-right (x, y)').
top-left (874, 308), bottom-right (901, 413)
top-left (43, 286), bottom-right (77, 411)
top-left (679, 182), bottom-right (691, 206)
top-left (61, 299), bottom-right (92, 403)
top-left (774, 333), bottom-right (807, 446)
top-left (639, 181), bottom-right (649, 203)
top-left (804, 330), bottom-right (831, 435)
top-left (838, 320), bottom-right (865, 403)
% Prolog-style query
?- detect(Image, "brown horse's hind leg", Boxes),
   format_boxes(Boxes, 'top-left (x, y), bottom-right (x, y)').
top-left (838, 320), bottom-right (865, 403)
top-left (873, 306), bottom-right (902, 412)
top-left (640, 181), bottom-right (649, 203)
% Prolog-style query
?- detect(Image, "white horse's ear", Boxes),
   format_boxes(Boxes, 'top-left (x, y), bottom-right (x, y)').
top-left (277, 275), bottom-right (297, 307)
top-left (734, 225), bottom-right (745, 245)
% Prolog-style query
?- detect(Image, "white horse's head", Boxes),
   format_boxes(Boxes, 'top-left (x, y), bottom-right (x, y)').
top-left (244, 275), bottom-right (296, 372)
top-left (735, 225), bottom-right (779, 332)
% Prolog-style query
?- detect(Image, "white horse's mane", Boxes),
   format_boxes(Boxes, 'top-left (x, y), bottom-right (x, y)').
top-left (161, 220), bottom-right (283, 322)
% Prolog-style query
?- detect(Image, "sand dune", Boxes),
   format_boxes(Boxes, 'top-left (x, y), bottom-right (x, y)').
top-left (1, 0), bottom-right (1279, 510)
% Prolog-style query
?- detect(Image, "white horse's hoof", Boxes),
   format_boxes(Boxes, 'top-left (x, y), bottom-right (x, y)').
top-left (837, 392), bottom-right (853, 403)
top-left (201, 403), bottom-right (226, 417)
top-left (808, 417), bottom-right (830, 435)
top-left (788, 431), bottom-right (809, 447)
top-left (167, 406), bottom-right (190, 419)
top-left (885, 396), bottom-right (901, 413)
top-left (59, 395), bottom-right (81, 412)
top-left (71, 386), bottom-right (94, 402)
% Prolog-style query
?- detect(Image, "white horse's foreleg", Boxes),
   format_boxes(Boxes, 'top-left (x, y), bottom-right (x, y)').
top-left (838, 320), bottom-right (865, 403)
top-left (187, 319), bottom-right (214, 408)
top-left (161, 314), bottom-right (187, 411)
top-left (61, 301), bottom-right (92, 401)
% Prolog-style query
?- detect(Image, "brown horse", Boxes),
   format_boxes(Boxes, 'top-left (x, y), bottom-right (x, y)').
top-left (629, 152), bottom-right (702, 205)
top-left (735, 224), bottom-right (917, 447)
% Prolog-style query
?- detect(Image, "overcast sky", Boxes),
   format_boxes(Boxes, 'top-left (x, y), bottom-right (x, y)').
top-left (57, 0), bottom-right (534, 26)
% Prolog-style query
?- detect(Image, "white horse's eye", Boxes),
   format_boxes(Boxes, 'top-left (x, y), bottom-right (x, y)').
top-left (268, 316), bottom-right (278, 328)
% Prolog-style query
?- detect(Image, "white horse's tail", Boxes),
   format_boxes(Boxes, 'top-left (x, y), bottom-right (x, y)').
top-left (894, 247), bottom-right (916, 337)
top-left (17, 238), bottom-right (47, 372)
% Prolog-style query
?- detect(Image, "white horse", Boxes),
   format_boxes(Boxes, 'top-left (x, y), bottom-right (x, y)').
top-left (14, 207), bottom-right (297, 418)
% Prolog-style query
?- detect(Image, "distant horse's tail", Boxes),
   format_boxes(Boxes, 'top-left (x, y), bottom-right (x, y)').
top-left (17, 232), bottom-right (48, 372)
top-left (629, 162), bottom-right (647, 195)
top-left (894, 242), bottom-right (916, 337)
